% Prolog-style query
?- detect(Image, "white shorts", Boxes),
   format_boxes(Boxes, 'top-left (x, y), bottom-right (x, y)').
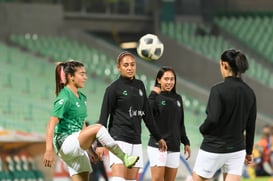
top-left (109, 140), bottom-right (143, 168)
top-left (147, 146), bottom-right (180, 168)
top-left (59, 132), bottom-right (92, 176)
top-left (193, 149), bottom-right (246, 179)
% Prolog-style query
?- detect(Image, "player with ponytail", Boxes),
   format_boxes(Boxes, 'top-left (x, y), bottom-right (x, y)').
top-left (43, 60), bottom-right (139, 181)
top-left (193, 49), bottom-right (257, 181)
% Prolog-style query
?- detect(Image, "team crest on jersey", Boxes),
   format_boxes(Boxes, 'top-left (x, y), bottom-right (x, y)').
top-left (177, 100), bottom-right (181, 107)
top-left (76, 102), bottom-right (80, 107)
top-left (139, 89), bottom-right (143, 96)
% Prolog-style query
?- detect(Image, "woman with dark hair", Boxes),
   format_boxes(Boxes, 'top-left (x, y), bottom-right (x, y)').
top-left (192, 49), bottom-right (257, 181)
top-left (96, 51), bottom-right (167, 181)
top-left (43, 60), bottom-right (139, 181)
top-left (147, 66), bottom-right (191, 181)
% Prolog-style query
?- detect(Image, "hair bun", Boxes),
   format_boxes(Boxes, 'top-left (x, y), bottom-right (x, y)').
top-left (230, 49), bottom-right (240, 58)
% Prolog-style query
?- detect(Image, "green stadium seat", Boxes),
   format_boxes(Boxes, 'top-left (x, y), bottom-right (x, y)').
top-left (214, 15), bottom-right (273, 67)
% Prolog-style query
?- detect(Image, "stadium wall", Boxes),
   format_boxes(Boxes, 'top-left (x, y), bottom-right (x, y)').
top-left (62, 13), bottom-right (153, 33)
top-left (212, 0), bottom-right (273, 12)
top-left (202, 0), bottom-right (273, 18)
top-left (0, 3), bottom-right (63, 39)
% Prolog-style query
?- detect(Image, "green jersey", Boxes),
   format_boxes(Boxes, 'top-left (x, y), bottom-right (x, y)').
top-left (51, 87), bottom-right (87, 152)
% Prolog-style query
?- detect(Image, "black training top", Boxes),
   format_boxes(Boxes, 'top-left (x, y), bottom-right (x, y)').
top-left (98, 76), bottom-right (162, 144)
top-left (148, 91), bottom-right (190, 152)
top-left (200, 77), bottom-right (256, 154)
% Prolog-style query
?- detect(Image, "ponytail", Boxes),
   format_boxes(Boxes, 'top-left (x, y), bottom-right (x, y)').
top-left (234, 53), bottom-right (248, 74)
top-left (54, 60), bottom-right (85, 96)
top-left (55, 62), bottom-right (66, 96)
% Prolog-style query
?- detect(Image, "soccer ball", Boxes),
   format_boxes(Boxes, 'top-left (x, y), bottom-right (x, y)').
top-left (136, 34), bottom-right (164, 61)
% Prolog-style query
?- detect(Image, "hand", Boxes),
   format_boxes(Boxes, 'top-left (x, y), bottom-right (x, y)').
top-left (90, 153), bottom-right (100, 163)
top-left (88, 147), bottom-right (101, 163)
top-left (153, 84), bottom-right (161, 94)
top-left (43, 150), bottom-right (55, 168)
top-left (245, 154), bottom-right (252, 165)
top-left (96, 147), bottom-right (106, 160)
top-left (158, 139), bottom-right (167, 152)
top-left (184, 145), bottom-right (191, 160)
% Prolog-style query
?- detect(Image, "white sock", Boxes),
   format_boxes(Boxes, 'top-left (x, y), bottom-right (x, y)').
top-left (96, 126), bottom-right (125, 160)
top-left (126, 180), bottom-right (136, 181)
top-left (111, 176), bottom-right (126, 181)
top-left (96, 126), bottom-right (116, 147)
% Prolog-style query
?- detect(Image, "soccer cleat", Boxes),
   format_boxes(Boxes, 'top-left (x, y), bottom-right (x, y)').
top-left (123, 154), bottom-right (139, 168)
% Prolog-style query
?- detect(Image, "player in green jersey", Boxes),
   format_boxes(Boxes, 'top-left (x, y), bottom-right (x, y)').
top-left (43, 60), bottom-right (139, 181)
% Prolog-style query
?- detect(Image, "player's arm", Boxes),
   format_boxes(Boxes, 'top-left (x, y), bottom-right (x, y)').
top-left (179, 95), bottom-right (191, 160)
top-left (245, 95), bottom-right (257, 158)
top-left (98, 86), bottom-right (116, 127)
top-left (43, 116), bottom-right (59, 167)
top-left (199, 88), bottom-right (221, 135)
top-left (142, 82), bottom-right (167, 151)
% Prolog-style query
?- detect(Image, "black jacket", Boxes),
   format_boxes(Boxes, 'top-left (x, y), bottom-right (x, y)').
top-left (98, 76), bottom-right (162, 144)
top-left (200, 77), bottom-right (256, 154)
top-left (148, 91), bottom-right (190, 152)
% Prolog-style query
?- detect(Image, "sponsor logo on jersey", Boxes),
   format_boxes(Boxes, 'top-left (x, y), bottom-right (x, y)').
top-left (128, 106), bottom-right (145, 117)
